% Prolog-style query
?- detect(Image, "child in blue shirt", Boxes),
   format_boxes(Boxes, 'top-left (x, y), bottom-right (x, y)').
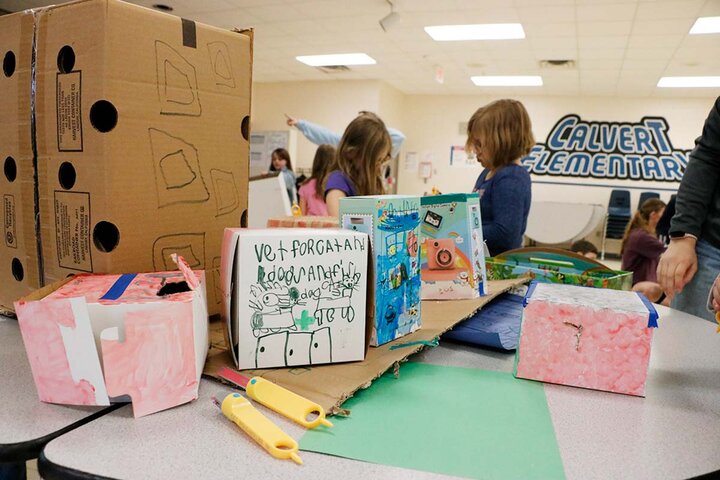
top-left (467, 99), bottom-right (534, 256)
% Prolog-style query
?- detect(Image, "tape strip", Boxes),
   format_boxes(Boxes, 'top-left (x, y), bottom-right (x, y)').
top-left (100, 273), bottom-right (137, 301)
top-left (635, 291), bottom-right (659, 328)
top-left (181, 18), bottom-right (197, 48)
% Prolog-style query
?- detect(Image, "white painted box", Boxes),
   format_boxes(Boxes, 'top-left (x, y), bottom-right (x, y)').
top-left (221, 228), bottom-right (370, 369)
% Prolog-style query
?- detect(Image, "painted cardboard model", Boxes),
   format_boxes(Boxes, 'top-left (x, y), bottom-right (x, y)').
top-left (339, 195), bottom-right (422, 346)
top-left (14, 255), bottom-right (208, 417)
top-left (221, 228), bottom-right (369, 369)
top-left (266, 216), bottom-right (339, 228)
top-left (420, 193), bottom-right (488, 299)
top-left (514, 282), bottom-right (658, 396)
top-left (486, 247), bottom-right (633, 290)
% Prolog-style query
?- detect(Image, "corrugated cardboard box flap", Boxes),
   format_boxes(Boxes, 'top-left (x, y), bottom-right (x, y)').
top-left (204, 278), bottom-right (527, 415)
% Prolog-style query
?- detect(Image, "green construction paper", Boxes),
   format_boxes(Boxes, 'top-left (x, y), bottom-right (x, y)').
top-left (301, 362), bottom-right (565, 480)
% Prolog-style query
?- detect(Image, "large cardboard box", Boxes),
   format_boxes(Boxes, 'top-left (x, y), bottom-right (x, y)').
top-left (339, 195), bottom-right (422, 346)
top-left (34, 0), bottom-right (252, 315)
top-left (14, 254), bottom-right (208, 417)
top-left (0, 11), bottom-right (41, 312)
top-left (514, 282), bottom-right (658, 396)
top-left (419, 193), bottom-right (487, 299)
top-left (221, 228), bottom-right (370, 369)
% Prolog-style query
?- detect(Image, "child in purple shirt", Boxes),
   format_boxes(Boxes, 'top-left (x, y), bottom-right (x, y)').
top-left (324, 112), bottom-right (391, 217)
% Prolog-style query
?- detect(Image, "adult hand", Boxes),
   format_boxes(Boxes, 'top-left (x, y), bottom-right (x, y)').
top-left (657, 237), bottom-right (698, 299)
top-left (712, 274), bottom-right (720, 311)
top-left (285, 113), bottom-right (297, 127)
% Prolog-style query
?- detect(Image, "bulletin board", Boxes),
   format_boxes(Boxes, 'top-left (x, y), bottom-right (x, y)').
top-left (249, 130), bottom-right (297, 177)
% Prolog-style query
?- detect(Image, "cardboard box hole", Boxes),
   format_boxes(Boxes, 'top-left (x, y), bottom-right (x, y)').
top-left (4, 157), bottom-right (16, 182)
top-left (11, 258), bottom-right (23, 281)
top-left (241, 115), bottom-right (250, 141)
top-left (157, 281), bottom-right (190, 296)
top-left (3, 51), bottom-right (15, 77)
top-left (92, 221), bottom-right (120, 252)
top-left (90, 100), bottom-right (118, 133)
top-left (58, 162), bottom-right (76, 189)
top-left (57, 45), bottom-right (75, 73)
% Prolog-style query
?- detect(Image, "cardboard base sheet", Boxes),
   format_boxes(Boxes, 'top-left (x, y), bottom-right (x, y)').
top-left (203, 278), bottom-right (527, 415)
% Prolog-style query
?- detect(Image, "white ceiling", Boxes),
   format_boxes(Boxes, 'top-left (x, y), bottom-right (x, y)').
top-left (3, 0), bottom-right (720, 97)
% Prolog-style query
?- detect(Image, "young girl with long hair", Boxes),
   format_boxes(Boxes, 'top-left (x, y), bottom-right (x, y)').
top-left (621, 197), bottom-right (667, 303)
top-left (324, 112), bottom-right (392, 217)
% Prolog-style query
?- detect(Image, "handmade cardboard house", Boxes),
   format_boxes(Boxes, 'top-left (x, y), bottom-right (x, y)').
top-left (1, 0), bottom-right (253, 315)
top-left (419, 193), bottom-right (487, 300)
top-left (514, 282), bottom-right (658, 396)
top-left (339, 195), bottom-right (422, 346)
top-left (221, 228), bottom-right (369, 369)
top-left (14, 255), bottom-right (208, 417)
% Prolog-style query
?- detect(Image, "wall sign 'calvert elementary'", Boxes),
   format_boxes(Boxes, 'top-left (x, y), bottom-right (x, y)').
top-left (521, 115), bottom-right (691, 183)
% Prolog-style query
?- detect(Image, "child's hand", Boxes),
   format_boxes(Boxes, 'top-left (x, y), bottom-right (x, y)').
top-left (285, 113), bottom-right (297, 127)
top-left (712, 274), bottom-right (720, 312)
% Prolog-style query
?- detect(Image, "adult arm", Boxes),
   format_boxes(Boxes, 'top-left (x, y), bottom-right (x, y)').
top-left (288, 115), bottom-right (405, 156)
top-left (658, 97), bottom-right (720, 295)
top-left (292, 118), bottom-right (342, 146)
top-left (387, 127), bottom-right (406, 158)
top-left (482, 174), bottom-right (527, 254)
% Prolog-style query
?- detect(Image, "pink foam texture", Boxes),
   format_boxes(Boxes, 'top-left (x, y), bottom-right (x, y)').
top-left (515, 284), bottom-right (655, 397)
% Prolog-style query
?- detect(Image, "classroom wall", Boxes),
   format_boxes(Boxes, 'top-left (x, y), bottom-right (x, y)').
top-left (396, 95), bottom-right (715, 208)
top-left (251, 80), bottom-right (384, 171)
top-left (251, 80), bottom-right (716, 208)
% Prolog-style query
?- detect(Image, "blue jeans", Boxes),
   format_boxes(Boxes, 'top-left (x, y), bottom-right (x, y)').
top-left (671, 238), bottom-right (720, 323)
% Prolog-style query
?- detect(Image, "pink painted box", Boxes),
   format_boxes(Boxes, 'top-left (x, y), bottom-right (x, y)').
top-left (514, 282), bottom-right (658, 397)
top-left (14, 255), bottom-right (208, 417)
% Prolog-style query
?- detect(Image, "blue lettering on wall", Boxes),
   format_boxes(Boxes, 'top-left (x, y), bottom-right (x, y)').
top-left (522, 114), bottom-right (690, 183)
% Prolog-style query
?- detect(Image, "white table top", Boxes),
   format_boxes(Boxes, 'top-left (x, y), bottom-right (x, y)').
top-left (0, 317), bottom-right (114, 462)
top-left (36, 305), bottom-right (720, 479)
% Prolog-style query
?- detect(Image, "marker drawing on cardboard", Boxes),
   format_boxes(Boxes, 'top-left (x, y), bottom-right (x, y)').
top-left (14, 254), bottom-right (209, 417)
top-left (210, 168), bottom-right (240, 217)
top-left (152, 232), bottom-right (205, 271)
top-left (149, 128), bottom-right (210, 207)
top-left (155, 40), bottom-right (202, 116)
top-left (207, 41), bottom-right (235, 88)
top-left (340, 196), bottom-right (422, 346)
top-left (221, 228), bottom-right (369, 370)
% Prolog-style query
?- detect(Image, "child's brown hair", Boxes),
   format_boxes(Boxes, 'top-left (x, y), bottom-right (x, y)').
top-left (333, 111), bottom-right (391, 196)
top-left (466, 99), bottom-right (535, 169)
top-left (306, 144), bottom-right (335, 198)
top-left (621, 198), bottom-right (666, 254)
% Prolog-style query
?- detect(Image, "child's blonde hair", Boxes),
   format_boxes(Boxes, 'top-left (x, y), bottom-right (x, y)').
top-left (466, 99), bottom-right (535, 169)
top-left (305, 144), bottom-right (335, 198)
top-left (621, 198), bottom-right (666, 254)
top-left (332, 111), bottom-right (391, 196)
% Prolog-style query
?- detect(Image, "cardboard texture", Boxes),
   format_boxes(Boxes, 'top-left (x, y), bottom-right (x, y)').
top-left (221, 228), bottom-right (369, 369)
top-left (419, 193), bottom-right (487, 300)
top-left (266, 216), bottom-right (339, 228)
top-left (14, 255), bottom-right (209, 417)
top-left (31, 0), bottom-right (252, 315)
top-left (205, 277), bottom-right (526, 415)
top-left (301, 363), bottom-right (565, 480)
top-left (339, 195), bottom-right (422, 346)
top-left (515, 282), bottom-right (658, 396)
top-left (486, 247), bottom-right (633, 290)
top-left (0, 10), bottom-right (41, 312)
